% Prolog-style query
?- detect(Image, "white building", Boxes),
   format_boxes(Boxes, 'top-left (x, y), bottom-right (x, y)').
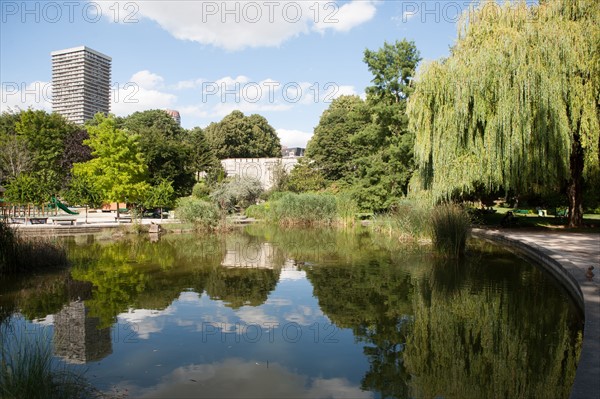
top-left (51, 46), bottom-right (111, 125)
top-left (221, 158), bottom-right (299, 190)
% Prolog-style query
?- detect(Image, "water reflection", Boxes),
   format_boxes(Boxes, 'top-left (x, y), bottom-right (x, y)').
top-left (130, 358), bottom-right (370, 399)
top-left (54, 300), bottom-right (112, 364)
top-left (0, 226), bottom-right (583, 398)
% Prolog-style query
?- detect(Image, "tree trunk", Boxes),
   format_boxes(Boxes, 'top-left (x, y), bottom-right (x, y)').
top-left (567, 132), bottom-right (584, 228)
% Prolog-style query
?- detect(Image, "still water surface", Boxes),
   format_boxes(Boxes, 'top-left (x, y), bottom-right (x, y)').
top-left (1, 226), bottom-right (583, 398)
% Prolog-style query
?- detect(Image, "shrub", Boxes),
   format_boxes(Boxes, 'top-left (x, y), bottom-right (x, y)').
top-left (175, 197), bottom-right (221, 230)
top-left (430, 204), bottom-right (471, 257)
top-left (192, 181), bottom-right (211, 200)
top-left (210, 177), bottom-right (263, 212)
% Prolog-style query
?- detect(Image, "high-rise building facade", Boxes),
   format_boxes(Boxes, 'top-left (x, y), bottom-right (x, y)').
top-left (165, 109), bottom-right (181, 125)
top-left (51, 46), bottom-right (111, 125)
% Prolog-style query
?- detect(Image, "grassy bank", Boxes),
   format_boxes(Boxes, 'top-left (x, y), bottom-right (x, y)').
top-left (0, 221), bottom-right (69, 276)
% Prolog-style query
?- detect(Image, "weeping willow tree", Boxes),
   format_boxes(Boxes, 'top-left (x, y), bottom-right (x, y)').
top-left (408, 0), bottom-right (599, 227)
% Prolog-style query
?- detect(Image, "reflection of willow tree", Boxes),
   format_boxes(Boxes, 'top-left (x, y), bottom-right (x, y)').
top-left (404, 256), bottom-right (582, 399)
top-left (205, 267), bottom-right (280, 309)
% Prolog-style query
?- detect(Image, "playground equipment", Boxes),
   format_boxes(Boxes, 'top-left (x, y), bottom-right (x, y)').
top-left (50, 197), bottom-right (79, 215)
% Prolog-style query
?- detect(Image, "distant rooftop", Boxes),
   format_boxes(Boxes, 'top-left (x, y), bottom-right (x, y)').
top-left (51, 46), bottom-right (112, 61)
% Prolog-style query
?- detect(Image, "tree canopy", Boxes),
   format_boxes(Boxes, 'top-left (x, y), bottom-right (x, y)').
top-left (72, 114), bottom-right (149, 204)
top-left (304, 40), bottom-right (421, 211)
top-left (204, 110), bottom-right (281, 159)
top-left (408, 0), bottom-right (600, 227)
top-left (122, 110), bottom-right (195, 197)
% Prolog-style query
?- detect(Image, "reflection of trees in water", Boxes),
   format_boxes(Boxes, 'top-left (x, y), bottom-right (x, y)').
top-left (205, 267), bottom-right (280, 308)
top-left (3, 229), bottom-right (583, 399)
top-left (302, 237), bottom-right (582, 399)
top-left (404, 252), bottom-right (582, 399)
top-left (62, 233), bottom-right (282, 326)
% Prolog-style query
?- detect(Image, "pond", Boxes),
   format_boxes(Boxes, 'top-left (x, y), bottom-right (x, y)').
top-left (0, 226), bottom-right (583, 398)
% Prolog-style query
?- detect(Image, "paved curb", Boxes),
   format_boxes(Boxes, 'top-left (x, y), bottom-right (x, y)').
top-left (472, 228), bottom-right (600, 399)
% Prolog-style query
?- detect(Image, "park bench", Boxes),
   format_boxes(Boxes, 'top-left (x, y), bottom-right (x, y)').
top-left (115, 216), bottom-right (132, 223)
top-left (10, 217), bottom-right (48, 225)
top-left (49, 217), bottom-right (77, 225)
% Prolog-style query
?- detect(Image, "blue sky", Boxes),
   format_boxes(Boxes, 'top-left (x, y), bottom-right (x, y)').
top-left (1, 0), bottom-right (467, 147)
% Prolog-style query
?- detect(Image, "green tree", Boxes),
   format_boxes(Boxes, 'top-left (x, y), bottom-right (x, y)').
top-left (143, 179), bottom-right (175, 220)
top-left (15, 110), bottom-right (75, 186)
top-left (285, 157), bottom-right (327, 193)
top-left (408, 0), bottom-right (600, 227)
top-left (204, 110), bottom-right (281, 159)
top-left (186, 127), bottom-right (223, 184)
top-left (350, 40), bottom-right (421, 211)
top-left (306, 95), bottom-right (369, 182)
top-left (122, 110), bottom-right (195, 197)
top-left (63, 174), bottom-right (103, 223)
top-left (72, 114), bottom-right (149, 208)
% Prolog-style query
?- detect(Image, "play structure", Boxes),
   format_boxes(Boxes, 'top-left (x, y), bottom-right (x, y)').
top-left (1, 196), bottom-right (79, 220)
top-left (50, 196), bottom-right (79, 215)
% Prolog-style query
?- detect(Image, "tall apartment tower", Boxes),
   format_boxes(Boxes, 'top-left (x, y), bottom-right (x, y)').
top-left (51, 46), bottom-right (111, 125)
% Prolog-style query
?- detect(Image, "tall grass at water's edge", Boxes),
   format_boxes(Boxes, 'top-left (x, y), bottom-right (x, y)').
top-left (1, 320), bottom-right (105, 399)
top-left (430, 204), bottom-right (472, 257)
top-left (0, 221), bottom-right (69, 276)
top-left (369, 202), bottom-right (471, 256)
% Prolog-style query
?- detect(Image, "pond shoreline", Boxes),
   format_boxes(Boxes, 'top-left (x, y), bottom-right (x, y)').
top-left (472, 228), bottom-right (600, 399)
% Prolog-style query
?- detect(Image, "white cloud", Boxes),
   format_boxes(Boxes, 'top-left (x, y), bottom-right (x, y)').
top-left (101, 1), bottom-right (378, 51)
top-left (111, 71), bottom-right (177, 116)
top-left (276, 128), bottom-right (312, 148)
top-left (314, 0), bottom-right (378, 33)
top-left (130, 70), bottom-right (164, 90)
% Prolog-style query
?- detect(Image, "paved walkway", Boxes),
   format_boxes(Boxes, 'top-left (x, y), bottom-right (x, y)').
top-left (472, 228), bottom-right (600, 399)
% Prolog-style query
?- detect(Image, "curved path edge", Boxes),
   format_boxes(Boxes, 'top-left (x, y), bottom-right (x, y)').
top-left (472, 228), bottom-right (600, 399)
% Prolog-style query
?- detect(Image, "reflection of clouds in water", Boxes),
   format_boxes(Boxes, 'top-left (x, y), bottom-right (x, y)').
top-left (284, 305), bottom-right (324, 326)
top-left (177, 291), bottom-right (201, 303)
top-left (265, 297), bottom-right (292, 306)
top-left (133, 358), bottom-right (372, 399)
top-left (236, 306), bottom-right (279, 326)
top-left (118, 308), bottom-right (173, 339)
top-left (280, 269), bottom-right (306, 281)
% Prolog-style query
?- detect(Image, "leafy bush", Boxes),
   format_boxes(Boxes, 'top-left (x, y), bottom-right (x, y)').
top-left (430, 204), bottom-right (471, 257)
top-left (192, 180), bottom-right (211, 200)
top-left (175, 197), bottom-right (221, 230)
top-left (210, 177), bottom-right (263, 212)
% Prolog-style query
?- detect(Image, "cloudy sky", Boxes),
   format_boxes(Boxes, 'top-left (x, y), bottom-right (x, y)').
top-left (1, 0), bottom-right (469, 147)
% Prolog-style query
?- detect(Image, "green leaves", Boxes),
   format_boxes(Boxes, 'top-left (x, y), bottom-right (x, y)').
top-left (204, 110), bottom-right (281, 159)
top-left (409, 0), bottom-right (600, 226)
top-left (72, 114), bottom-right (150, 204)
